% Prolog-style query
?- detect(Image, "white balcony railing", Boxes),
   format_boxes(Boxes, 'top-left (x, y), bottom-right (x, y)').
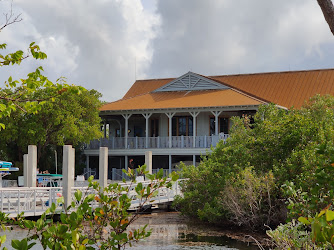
top-left (86, 134), bottom-right (229, 150)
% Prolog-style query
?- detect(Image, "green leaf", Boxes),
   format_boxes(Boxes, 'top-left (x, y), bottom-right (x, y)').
top-left (318, 209), bottom-right (326, 218)
top-left (0, 104), bottom-right (6, 111)
top-left (23, 220), bottom-right (35, 229)
top-left (58, 224), bottom-right (68, 234)
top-left (171, 172), bottom-right (179, 182)
top-left (0, 234), bottom-right (6, 244)
top-left (157, 168), bottom-right (164, 179)
top-left (11, 239), bottom-right (21, 249)
top-left (75, 190), bottom-right (82, 201)
top-left (326, 210), bottom-right (334, 222)
top-left (50, 202), bottom-right (56, 213)
top-left (72, 231), bottom-right (79, 244)
top-left (298, 216), bottom-right (311, 225)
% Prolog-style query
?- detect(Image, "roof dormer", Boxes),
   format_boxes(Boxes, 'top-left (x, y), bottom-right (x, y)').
top-left (153, 71), bottom-right (229, 92)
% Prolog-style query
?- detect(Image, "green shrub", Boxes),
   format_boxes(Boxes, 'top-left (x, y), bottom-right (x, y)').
top-left (220, 167), bottom-right (285, 230)
top-left (175, 95), bottom-right (334, 227)
top-left (267, 220), bottom-right (323, 249)
top-left (299, 205), bottom-right (334, 248)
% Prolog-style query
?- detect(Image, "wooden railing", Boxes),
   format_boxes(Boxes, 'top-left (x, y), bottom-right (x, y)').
top-left (0, 179), bottom-right (183, 218)
top-left (86, 134), bottom-right (229, 150)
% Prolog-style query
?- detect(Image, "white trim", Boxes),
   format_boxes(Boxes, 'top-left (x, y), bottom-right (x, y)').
top-left (100, 105), bottom-right (262, 116)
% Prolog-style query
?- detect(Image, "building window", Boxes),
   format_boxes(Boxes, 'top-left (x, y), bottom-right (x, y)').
top-left (210, 117), bottom-right (229, 135)
top-left (172, 116), bottom-right (193, 136)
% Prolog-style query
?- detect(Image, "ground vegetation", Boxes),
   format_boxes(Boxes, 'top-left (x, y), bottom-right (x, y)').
top-left (175, 95), bottom-right (334, 247)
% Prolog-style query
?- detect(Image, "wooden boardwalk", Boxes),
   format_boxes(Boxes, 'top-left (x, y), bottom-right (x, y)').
top-left (0, 180), bottom-right (182, 218)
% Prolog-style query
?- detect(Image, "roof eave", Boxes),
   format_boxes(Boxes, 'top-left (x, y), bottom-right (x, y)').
top-left (99, 104), bottom-right (264, 115)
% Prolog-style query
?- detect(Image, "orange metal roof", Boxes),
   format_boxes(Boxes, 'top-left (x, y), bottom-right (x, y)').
top-left (211, 69), bottom-right (334, 109)
top-left (101, 89), bottom-right (264, 112)
top-left (102, 68), bottom-right (334, 111)
top-left (122, 79), bottom-right (172, 99)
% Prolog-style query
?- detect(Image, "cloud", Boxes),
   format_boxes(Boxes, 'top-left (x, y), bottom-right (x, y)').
top-left (0, 0), bottom-right (160, 101)
top-left (147, 0), bottom-right (334, 78)
top-left (1, 0), bottom-right (333, 102)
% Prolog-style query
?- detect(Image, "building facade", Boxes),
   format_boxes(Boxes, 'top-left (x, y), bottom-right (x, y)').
top-left (84, 69), bottom-right (334, 179)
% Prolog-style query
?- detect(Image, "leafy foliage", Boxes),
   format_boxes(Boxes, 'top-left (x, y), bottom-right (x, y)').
top-left (0, 5), bottom-right (84, 130)
top-left (298, 205), bottom-right (334, 248)
top-left (221, 167), bottom-right (284, 230)
top-left (0, 167), bottom-right (179, 249)
top-left (0, 88), bottom-right (102, 167)
top-left (175, 95), bottom-right (334, 229)
top-left (266, 220), bottom-right (323, 249)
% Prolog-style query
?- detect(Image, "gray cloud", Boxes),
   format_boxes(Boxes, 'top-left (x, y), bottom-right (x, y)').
top-left (1, 0), bottom-right (333, 102)
top-left (147, 0), bottom-right (334, 78)
top-left (1, 0), bottom-right (159, 101)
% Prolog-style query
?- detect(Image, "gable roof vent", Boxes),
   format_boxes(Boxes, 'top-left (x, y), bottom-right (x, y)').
top-left (154, 71), bottom-right (229, 92)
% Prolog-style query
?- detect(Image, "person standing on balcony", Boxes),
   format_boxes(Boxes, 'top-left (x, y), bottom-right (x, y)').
top-left (129, 158), bottom-right (134, 169)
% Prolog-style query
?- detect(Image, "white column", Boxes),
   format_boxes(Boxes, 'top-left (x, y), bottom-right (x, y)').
top-left (145, 151), bottom-right (152, 174)
top-left (103, 121), bottom-right (107, 138)
top-left (211, 111), bottom-right (222, 135)
top-left (27, 145), bottom-right (37, 187)
top-left (193, 155), bottom-right (196, 166)
top-left (62, 145), bottom-right (75, 209)
top-left (142, 113), bottom-right (152, 148)
top-left (99, 147), bottom-right (108, 190)
top-left (169, 154), bottom-right (172, 174)
top-left (86, 155), bottom-right (89, 179)
top-left (124, 155), bottom-right (128, 179)
top-left (166, 112), bottom-right (175, 148)
top-left (23, 154), bottom-right (28, 187)
top-left (190, 111), bottom-right (200, 148)
top-left (122, 114), bottom-right (132, 149)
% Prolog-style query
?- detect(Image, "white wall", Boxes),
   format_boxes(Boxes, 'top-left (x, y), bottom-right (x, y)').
top-left (197, 112), bottom-right (210, 136)
top-left (160, 114), bottom-right (168, 137)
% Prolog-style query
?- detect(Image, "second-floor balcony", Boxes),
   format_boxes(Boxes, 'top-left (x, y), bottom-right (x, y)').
top-left (86, 134), bottom-right (229, 150)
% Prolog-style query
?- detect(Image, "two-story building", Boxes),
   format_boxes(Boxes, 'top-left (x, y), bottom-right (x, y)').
top-left (84, 69), bottom-right (334, 179)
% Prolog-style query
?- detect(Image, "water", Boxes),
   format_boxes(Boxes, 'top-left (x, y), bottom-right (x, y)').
top-left (0, 212), bottom-right (259, 249)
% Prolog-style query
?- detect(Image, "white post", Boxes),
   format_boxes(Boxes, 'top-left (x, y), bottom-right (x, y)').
top-left (190, 111), bottom-right (200, 148)
top-left (103, 121), bottom-right (107, 138)
top-left (142, 113), bottom-right (152, 148)
top-left (145, 151), bottom-right (152, 175)
top-left (193, 155), bottom-right (196, 166)
top-left (166, 113), bottom-right (175, 148)
top-left (169, 154), bottom-right (172, 174)
top-left (86, 155), bottom-right (89, 179)
top-left (124, 155), bottom-right (128, 179)
top-left (55, 150), bottom-right (58, 175)
top-left (27, 145), bottom-right (37, 187)
top-left (211, 111), bottom-right (222, 135)
top-left (23, 154), bottom-right (28, 187)
top-left (122, 114), bottom-right (132, 149)
top-left (62, 145), bottom-right (75, 209)
top-left (99, 147), bottom-right (108, 190)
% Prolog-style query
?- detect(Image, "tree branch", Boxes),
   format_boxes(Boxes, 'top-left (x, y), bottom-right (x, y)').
top-left (317, 0), bottom-right (334, 36)
top-left (0, 1), bottom-right (22, 31)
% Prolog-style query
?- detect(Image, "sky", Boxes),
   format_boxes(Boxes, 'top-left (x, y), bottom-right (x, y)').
top-left (1, 0), bottom-right (334, 102)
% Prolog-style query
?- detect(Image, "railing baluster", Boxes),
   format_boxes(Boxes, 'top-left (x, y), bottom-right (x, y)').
top-left (1, 190), bottom-right (3, 213)
top-left (34, 189), bottom-right (37, 215)
top-left (18, 190), bottom-right (20, 215)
